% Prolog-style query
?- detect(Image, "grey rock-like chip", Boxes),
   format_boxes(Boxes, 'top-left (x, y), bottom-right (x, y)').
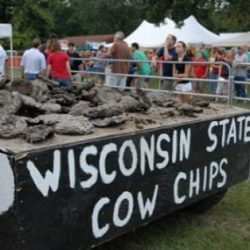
top-left (146, 91), bottom-right (178, 107)
top-left (91, 115), bottom-right (127, 128)
top-left (25, 125), bottom-right (54, 143)
top-left (69, 101), bottom-right (90, 116)
top-left (119, 96), bottom-right (142, 112)
top-left (0, 115), bottom-right (27, 139)
top-left (31, 114), bottom-right (93, 135)
top-left (0, 91), bottom-right (22, 115)
top-left (41, 103), bottom-right (62, 114)
top-left (92, 87), bottom-right (122, 105)
top-left (175, 103), bottom-right (203, 117)
top-left (55, 117), bottom-right (93, 135)
top-left (0, 77), bottom-right (210, 144)
top-left (86, 104), bottom-right (123, 119)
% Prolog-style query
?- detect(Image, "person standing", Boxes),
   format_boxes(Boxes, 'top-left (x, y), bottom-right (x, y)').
top-left (20, 39), bottom-right (46, 81)
top-left (131, 42), bottom-right (151, 88)
top-left (216, 50), bottom-right (234, 97)
top-left (45, 33), bottom-right (58, 62)
top-left (246, 46), bottom-right (250, 80)
top-left (173, 41), bottom-right (192, 103)
top-left (47, 40), bottom-right (71, 86)
top-left (126, 59), bottom-right (137, 87)
top-left (0, 43), bottom-right (7, 81)
top-left (233, 46), bottom-right (248, 98)
top-left (209, 49), bottom-right (224, 94)
top-left (108, 31), bottom-right (131, 87)
top-left (154, 34), bottom-right (177, 90)
top-left (92, 45), bottom-right (106, 82)
top-left (197, 43), bottom-right (209, 61)
top-left (94, 45), bottom-right (106, 73)
top-left (67, 42), bottom-right (83, 82)
top-left (192, 51), bottom-right (208, 93)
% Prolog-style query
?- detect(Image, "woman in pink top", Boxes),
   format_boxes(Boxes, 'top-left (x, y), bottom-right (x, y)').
top-left (47, 40), bottom-right (71, 86)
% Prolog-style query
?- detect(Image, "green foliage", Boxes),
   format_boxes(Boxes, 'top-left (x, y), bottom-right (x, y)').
top-left (50, 0), bottom-right (144, 37)
top-left (0, 0), bottom-right (16, 23)
top-left (12, 0), bottom-right (54, 48)
top-left (0, 0), bottom-right (249, 49)
top-left (141, 0), bottom-right (250, 33)
top-left (213, 0), bottom-right (250, 32)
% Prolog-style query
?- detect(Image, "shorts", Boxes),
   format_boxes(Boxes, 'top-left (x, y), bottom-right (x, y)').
top-left (109, 75), bottom-right (127, 88)
top-left (216, 77), bottom-right (228, 95)
top-left (175, 82), bottom-right (192, 92)
top-left (161, 79), bottom-right (174, 91)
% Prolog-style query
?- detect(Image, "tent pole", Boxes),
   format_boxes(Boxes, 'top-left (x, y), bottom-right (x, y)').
top-left (10, 35), bottom-right (14, 80)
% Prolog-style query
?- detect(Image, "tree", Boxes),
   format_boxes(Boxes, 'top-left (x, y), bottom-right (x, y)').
top-left (1, 0), bottom-right (249, 49)
top-left (213, 0), bottom-right (250, 32)
top-left (12, 0), bottom-right (54, 48)
top-left (49, 0), bottom-right (144, 37)
top-left (0, 0), bottom-right (17, 23)
top-left (141, 0), bottom-right (250, 32)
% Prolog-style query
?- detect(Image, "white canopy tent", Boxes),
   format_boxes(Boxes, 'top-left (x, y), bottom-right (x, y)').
top-left (125, 18), bottom-right (177, 48)
top-left (121, 15), bottom-right (220, 48)
top-left (214, 32), bottom-right (250, 47)
top-left (0, 24), bottom-right (14, 79)
top-left (219, 32), bottom-right (246, 40)
top-left (177, 16), bottom-right (219, 45)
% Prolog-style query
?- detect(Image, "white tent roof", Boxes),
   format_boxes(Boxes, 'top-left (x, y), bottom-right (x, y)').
top-left (0, 24), bottom-right (12, 39)
top-left (213, 32), bottom-right (250, 47)
top-left (177, 16), bottom-right (219, 45)
top-left (125, 18), bottom-right (177, 48)
top-left (123, 15), bottom-right (219, 48)
top-left (219, 32), bottom-right (246, 40)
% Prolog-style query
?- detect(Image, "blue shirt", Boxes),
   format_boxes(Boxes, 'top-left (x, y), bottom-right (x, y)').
top-left (157, 47), bottom-right (177, 77)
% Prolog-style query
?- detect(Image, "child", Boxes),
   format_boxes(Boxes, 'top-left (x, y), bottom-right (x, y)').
top-left (192, 51), bottom-right (208, 93)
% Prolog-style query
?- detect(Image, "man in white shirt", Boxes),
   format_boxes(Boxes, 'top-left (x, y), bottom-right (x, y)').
top-left (21, 39), bottom-right (46, 80)
top-left (0, 44), bottom-right (7, 81)
top-left (233, 46), bottom-right (248, 97)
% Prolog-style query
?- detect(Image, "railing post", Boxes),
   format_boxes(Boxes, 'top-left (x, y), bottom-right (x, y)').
top-left (228, 66), bottom-right (234, 107)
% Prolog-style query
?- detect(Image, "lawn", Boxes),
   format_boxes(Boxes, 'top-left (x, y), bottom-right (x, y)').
top-left (97, 179), bottom-right (250, 250)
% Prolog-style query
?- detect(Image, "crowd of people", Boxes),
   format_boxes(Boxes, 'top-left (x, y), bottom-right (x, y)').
top-left (104, 32), bottom-right (250, 101)
top-left (0, 31), bottom-right (250, 102)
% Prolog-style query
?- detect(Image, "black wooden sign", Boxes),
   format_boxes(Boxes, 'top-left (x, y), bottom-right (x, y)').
top-left (1, 113), bottom-right (250, 250)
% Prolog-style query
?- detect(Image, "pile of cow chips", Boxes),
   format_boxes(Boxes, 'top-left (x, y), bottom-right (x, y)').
top-left (0, 77), bottom-right (210, 144)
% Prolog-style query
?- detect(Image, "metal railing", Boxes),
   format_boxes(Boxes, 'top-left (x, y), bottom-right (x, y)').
top-left (232, 62), bottom-right (250, 103)
top-left (5, 56), bottom-right (236, 106)
top-left (67, 57), bottom-right (233, 106)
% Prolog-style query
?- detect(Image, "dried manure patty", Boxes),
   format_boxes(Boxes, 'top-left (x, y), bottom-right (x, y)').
top-left (0, 77), bottom-right (211, 144)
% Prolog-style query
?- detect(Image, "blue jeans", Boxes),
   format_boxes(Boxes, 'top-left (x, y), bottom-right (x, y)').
top-left (53, 77), bottom-right (70, 87)
top-left (89, 67), bottom-right (105, 73)
top-left (24, 74), bottom-right (37, 81)
top-left (209, 72), bottom-right (218, 94)
top-left (234, 76), bottom-right (246, 97)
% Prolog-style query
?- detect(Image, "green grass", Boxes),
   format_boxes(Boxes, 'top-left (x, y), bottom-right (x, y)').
top-left (97, 180), bottom-right (250, 250)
